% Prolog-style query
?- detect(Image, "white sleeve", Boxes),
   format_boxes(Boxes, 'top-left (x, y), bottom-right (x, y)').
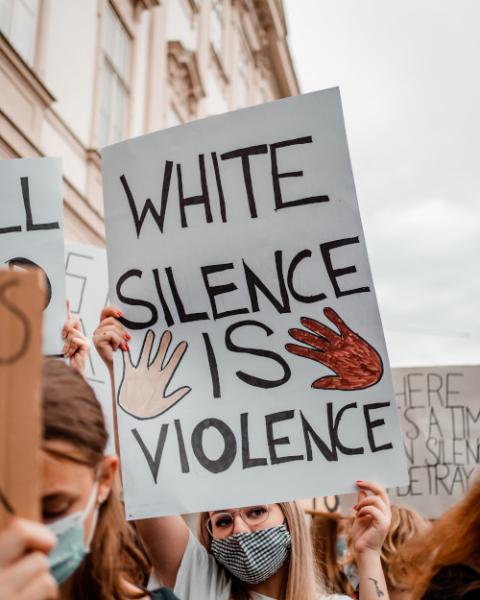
top-left (174, 531), bottom-right (232, 600)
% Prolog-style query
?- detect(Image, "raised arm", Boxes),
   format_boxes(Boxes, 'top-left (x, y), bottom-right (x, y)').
top-left (93, 307), bottom-right (190, 587)
top-left (351, 480), bottom-right (391, 600)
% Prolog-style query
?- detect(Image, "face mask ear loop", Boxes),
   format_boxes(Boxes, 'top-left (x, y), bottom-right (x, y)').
top-left (81, 481), bottom-right (100, 549)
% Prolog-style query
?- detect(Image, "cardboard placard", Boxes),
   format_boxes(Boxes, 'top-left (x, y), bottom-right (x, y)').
top-left (65, 242), bottom-right (114, 451)
top-left (103, 88), bottom-right (408, 519)
top-left (391, 365), bottom-right (480, 518)
top-left (0, 270), bottom-right (43, 528)
top-left (0, 157), bottom-right (66, 355)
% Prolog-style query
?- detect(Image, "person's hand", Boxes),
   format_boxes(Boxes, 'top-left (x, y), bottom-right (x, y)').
top-left (350, 481), bottom-right (391, 557)
top-left (118, 329), bottom-right (191, 419)
top-left (0, 518), bottom-right (58, 599)
top-left (285, 307), bottom-right (383, 390)
top-left (62, 301), bottom-right (90, 374)
top-left (93, 305), bottom-right (130, 368)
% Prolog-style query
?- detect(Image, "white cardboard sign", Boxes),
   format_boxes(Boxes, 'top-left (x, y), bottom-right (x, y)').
top-left (391, 365), bottom-right (480, 518)
top-left (0, 157), bottom-right (66, 355)
top-left (103, 88), bottom-right (408, 519)
top-left (65, 242), bottom-right (114, 452)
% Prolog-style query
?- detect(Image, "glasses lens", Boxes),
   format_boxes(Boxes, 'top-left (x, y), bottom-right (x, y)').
top-left (242, 505), bottom-right (269, 526)
top-left (210, 512), bottom-right (234, 534)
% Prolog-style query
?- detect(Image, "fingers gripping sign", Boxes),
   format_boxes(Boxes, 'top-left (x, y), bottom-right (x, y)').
top-left (117, 329), bottom-right (191, 420)
top-left (286, 307), bottom-right (383, 391)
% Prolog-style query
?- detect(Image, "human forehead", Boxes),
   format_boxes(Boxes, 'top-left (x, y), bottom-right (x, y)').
top-left (41, 440), bottom-right (95, 495)
top-left (209, 503), bottom-right (281, 516)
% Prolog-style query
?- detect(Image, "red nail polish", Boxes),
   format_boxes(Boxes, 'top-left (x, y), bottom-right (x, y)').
top-left (125, 343), bottom-right (129, 351)
top-left (126, 333), bottom-right (132, 340)
top-left (117, 311), bottom-right (123, 317)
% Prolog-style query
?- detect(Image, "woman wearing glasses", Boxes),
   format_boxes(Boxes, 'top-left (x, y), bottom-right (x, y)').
top-left (94, 309), bottom-right (393, 600)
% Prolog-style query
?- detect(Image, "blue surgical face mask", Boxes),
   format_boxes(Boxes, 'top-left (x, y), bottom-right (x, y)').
top-left (336, 535), bottom-right (347, 558)
top-left (47, 482), bottom-right (99, 585)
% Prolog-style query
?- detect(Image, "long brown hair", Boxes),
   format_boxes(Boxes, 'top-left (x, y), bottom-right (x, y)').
top-left (308, 511), bottom-right (353, 596)
top-left (198, 501), bottom-right (320, 600)
top-left (42, 358), bottom-right (150, 599)
top-left (395, 480), bottom-right (480, 599)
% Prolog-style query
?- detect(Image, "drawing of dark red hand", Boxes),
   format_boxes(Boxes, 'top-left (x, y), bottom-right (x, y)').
top-left (285, 307), bottom-right (383, 391)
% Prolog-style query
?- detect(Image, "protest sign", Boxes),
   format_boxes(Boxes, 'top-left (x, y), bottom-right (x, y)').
top-left (0, 157), bottom-right (66, 355)
top-left (102, 88), bottom-right (408, 519)
top-left (0, 270), bottom-right (43, 528)
top-left (391, 365), bottom-right (480, 518)
top-left (65, 242), bottom-right (114, 451)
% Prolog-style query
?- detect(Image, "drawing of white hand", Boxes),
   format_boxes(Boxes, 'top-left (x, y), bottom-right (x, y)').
top-left (118, 329), bottom-right (191, 420)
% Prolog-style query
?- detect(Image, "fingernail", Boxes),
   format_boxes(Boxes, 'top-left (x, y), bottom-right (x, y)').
top-left (116, 311), bottom-right (123, 317)
top-left (126, 333), bottom-right (132, 340)
top-left (356, 480), bottom-right (363, 483)
top-left (352, 504), bottom-right (358, 510)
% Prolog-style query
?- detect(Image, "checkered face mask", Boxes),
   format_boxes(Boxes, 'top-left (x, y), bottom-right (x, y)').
top-left (211, 524), bottom-right (291, 585)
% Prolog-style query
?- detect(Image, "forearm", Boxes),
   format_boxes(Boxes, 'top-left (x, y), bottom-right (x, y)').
top-left (357, 551), bottom-right (390, 600)
top-left (136, 515), bottom-right (190, 588)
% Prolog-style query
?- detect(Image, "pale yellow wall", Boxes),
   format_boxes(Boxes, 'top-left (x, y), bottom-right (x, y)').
top-left (0, 0), bottom-right (298, 244)
top-left (43, 0), bottom-right (98, 147)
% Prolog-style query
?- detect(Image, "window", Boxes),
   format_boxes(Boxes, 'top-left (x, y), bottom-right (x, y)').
top-left (0, 0), bottom-right (38, 64)
top-left (210, 0), bottom-right (223, 56)
top-left (98, 3), bottom-right (131, 148)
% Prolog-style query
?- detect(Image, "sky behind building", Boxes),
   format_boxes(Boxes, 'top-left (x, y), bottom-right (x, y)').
top-left (284, 0), bottom-right (480, 367)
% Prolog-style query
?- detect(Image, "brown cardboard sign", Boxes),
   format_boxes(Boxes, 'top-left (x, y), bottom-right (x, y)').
top-left (0, 269), bottom-right (43, 528)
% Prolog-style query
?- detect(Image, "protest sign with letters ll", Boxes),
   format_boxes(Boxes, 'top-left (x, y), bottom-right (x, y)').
top-left (0, 157), bottom-right (66, 355)
top-left (65, 242), bottom-right (114, 451)
top-left (391, 365), bottom-right (480, 518)
top-left (0, 270), bottom-right (43, 528)
top-left (102, 88), bottom-right (408, 519)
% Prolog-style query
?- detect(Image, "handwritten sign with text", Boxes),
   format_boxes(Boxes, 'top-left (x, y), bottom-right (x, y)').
top-left (65, 242), bottom-right (114, 451)
top-left (0, 270), bottom-right (43, 528)
top-left (0, 158), bottom-right (66, 355)
top-left (103, 89), bottom-right (407, 519)
top-left (391, 366), bottom-right (480, 517)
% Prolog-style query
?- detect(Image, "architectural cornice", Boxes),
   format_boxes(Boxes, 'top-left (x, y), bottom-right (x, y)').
top-left (0, 33), bottom-right (56, 108)
top-left (134, 0), bottom-right (162, 9)
top-left (251, 0), bottom-right (299, 97)
top-left (168, 40), bottom-right (206, 103)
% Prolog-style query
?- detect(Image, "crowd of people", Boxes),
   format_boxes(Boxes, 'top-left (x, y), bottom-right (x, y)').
top-left (0, 307), bottom-right (479, 600)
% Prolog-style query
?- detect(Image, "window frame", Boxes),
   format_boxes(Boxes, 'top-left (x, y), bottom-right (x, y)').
top-left (96, 0), bottom-right (133, 149)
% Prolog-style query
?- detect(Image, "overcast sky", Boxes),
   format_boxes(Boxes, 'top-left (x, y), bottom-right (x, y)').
top-left (284, 0), bottom-right (480, 367)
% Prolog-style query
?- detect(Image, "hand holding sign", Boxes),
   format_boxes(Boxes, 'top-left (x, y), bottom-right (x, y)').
top-left (286, 307), bottom-right (383, 390)
top-left (61, 301), bottom-right (89, 374)
top-left (118, 329), bottom-right (191, 420)
top-left (351, 481), bottom-right (391, 556)
top-left (0, 518), bottom-right (58, 600)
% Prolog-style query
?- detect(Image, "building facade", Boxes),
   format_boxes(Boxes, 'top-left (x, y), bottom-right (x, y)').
top-left (0, 0), bottom-right (299, 244)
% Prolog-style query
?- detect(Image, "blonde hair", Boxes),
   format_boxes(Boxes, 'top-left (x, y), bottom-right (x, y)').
top-left (382, 505), bottom-right (430, 589)
top-left (308, 511), bottom-right (353, 596)
top-left (198, 501), bottom-right (320, 600)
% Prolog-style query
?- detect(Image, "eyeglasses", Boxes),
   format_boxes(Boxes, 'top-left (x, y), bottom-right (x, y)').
top-left (207, 505), bottom-right (270, 537)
